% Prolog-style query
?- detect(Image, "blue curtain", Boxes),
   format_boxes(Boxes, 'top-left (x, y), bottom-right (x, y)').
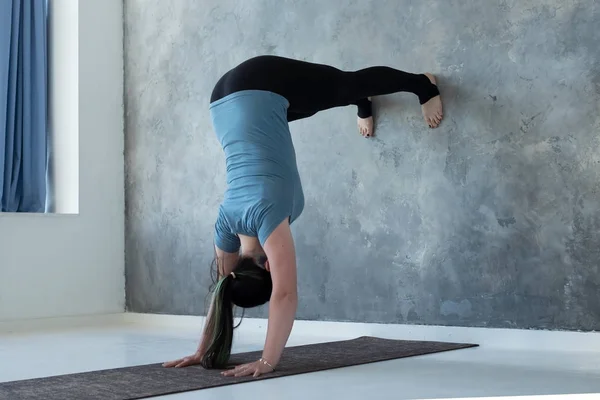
top-left (0, 0), bottom-right (48, 212)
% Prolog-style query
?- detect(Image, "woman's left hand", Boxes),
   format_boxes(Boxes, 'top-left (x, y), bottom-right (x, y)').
top-left (221, 359), bottom-right (274, 378)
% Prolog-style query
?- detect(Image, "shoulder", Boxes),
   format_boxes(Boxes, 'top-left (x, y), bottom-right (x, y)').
top-left (252, 200), bottom-right (291, 247)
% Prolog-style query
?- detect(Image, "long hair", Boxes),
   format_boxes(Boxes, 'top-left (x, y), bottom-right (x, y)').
top-left (200, 255), bottom-right (272, 369)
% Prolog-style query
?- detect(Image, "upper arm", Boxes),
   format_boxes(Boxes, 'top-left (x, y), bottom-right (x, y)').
top-left (262, 218), bottom-right (297, 297)
top-left (214, 245), bottom-right (239, 277)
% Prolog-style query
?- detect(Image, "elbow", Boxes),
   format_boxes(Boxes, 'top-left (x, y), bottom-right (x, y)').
top-left (270, 290), bottom-right (298, 305)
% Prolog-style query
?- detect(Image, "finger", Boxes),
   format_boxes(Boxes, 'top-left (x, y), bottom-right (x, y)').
top-left (235, 368), bottom-right (253, 377)
top-left (165, 359), bottom-right (183, 368)
top-left (222, 367), bottom-right (240, 376)
top-left (175, 359), bottom-right (193, 368)
top-left (233, 365), bottom-right (253, 377)
top-left (253, 370), bottom-right (260, 378)
top-left (162, 360), bottom-right (178, 367)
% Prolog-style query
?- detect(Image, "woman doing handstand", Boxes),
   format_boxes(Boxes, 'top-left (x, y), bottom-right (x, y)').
top-left (163, 55), bottom-right (443, 377)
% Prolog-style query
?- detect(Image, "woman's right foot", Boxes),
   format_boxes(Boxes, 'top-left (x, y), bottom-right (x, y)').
top-left (357, 97), bottom-right (374, 138)
top-left (422, 73), bottom-right (443, 128)
top-left (357, 116), bottom-right (374, 138)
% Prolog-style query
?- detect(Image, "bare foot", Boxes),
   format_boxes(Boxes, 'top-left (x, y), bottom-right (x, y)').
top-left (422, 73), bottom-right (443, 128)
top-left (357, 116), bottom-right (374, 138)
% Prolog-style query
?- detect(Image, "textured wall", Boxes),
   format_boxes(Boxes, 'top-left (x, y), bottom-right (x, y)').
top-left (124, 0), bottom-right (600, 331)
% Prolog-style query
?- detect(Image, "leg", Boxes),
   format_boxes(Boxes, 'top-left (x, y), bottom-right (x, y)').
top-left (324, 66), bottom-right (443, 130)
top-left (211, 56), bottom-right (443, 129)
top-left (354, 98), bottom-right (372, 119)
top-left (212, 69), bottom-right (316, 124)
top-left (291, 97), bottom-right (373, 136)
top-left (286, 110), bottom-right (317, 123)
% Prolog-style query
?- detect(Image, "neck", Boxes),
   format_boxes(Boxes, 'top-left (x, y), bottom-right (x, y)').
top-left (242, 250), bottom-right (268, 266)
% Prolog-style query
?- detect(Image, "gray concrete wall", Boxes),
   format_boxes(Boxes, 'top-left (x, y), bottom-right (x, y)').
top-left (124, 0), bottom-right (600, 331)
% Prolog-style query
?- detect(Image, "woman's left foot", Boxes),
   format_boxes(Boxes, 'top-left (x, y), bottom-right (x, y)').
top-left (357, 116), bottom-right (374, 138)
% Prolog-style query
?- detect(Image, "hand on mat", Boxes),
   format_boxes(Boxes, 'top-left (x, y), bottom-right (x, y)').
top-left (162, 351), bottom-right (203, 368)
top-left (221, 359), bottom-right (274, 378)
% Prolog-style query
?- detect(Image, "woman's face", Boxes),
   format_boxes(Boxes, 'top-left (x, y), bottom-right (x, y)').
top-left (253, 253), bottom-right (270, 272)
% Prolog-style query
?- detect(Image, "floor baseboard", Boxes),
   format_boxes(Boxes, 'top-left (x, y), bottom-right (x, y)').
top-left (1, 311), bottom-right (598, 353)
top-left (123, 312), bottom-right (600, 353)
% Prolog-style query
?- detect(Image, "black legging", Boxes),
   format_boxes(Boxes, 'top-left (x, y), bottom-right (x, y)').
top-left (210, 55), bottom-right (439, 121)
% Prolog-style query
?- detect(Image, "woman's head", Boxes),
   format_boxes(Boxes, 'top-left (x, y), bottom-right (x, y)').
top-left (201, 255), bottom-right (272, 369)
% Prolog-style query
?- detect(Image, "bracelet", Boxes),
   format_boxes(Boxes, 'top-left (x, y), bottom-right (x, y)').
top-left (259, 357), bottom-right (275, 370)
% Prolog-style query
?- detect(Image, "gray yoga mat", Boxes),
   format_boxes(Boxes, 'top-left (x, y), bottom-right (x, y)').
top-left (0, 336), bottom-right (477, 400)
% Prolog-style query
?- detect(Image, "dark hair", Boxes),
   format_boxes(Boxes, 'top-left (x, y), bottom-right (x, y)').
top-left (200, 256), bottom-right (272, 369)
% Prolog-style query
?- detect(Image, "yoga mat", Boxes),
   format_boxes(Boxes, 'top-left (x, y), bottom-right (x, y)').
top-left (0, 336), bottom-right (477, 400)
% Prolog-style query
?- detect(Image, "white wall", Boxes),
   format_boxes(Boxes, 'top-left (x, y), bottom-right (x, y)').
top-left (0, 0), bottom-right (125, 321)
top-left (46, 0), bottom-right (79, 214)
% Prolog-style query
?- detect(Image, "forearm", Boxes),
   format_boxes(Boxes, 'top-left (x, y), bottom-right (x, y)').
top-left (261, 291), bottom-right (298, 367)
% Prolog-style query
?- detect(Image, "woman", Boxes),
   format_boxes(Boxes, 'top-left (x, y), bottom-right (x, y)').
top-left (163, 55), bottom-right (443, 377)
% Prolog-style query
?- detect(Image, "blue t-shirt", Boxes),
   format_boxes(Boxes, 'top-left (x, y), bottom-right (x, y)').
top-left (210, 90), bottom-right (305, 253)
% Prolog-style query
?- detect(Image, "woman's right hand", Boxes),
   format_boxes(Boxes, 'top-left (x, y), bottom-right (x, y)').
top-left (162, 351), bottom-right (204, 368)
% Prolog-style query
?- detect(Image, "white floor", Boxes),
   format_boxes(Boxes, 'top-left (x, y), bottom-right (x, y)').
top-left (1, 314), bottom-right (600, 400)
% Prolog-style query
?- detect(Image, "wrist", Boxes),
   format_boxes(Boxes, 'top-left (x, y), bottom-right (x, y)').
top-left (259, 356), bottom-right (276, 370)
top-left (261, 350), bottom-right (281, 366)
